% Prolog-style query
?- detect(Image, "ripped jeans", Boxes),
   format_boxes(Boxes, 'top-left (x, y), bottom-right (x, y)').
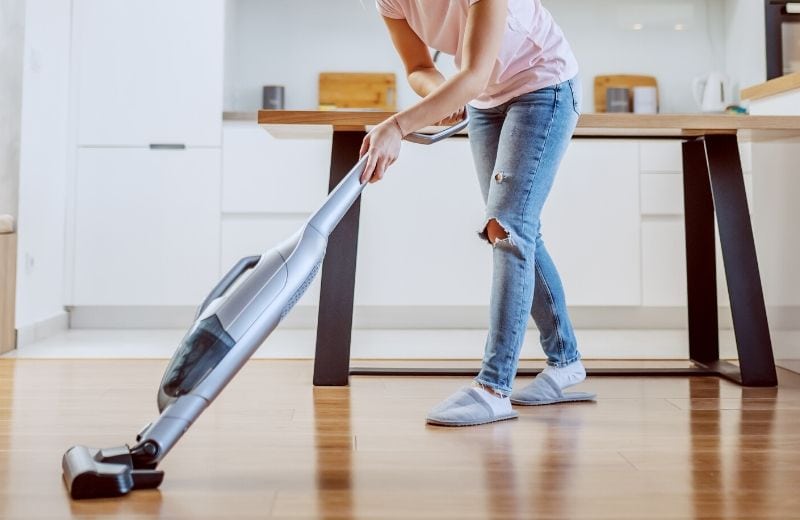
top-left (467, 76), bottom-right (582, 396)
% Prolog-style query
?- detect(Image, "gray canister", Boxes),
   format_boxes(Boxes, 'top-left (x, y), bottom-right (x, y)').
top-left (262, 86), bottom-right (285, 110)
top-left (606, 87), bottom-right (631, 113)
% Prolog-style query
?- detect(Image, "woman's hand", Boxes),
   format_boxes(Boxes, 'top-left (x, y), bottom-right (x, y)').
top-left (434, 106), bottom-right (466, 126)
top-left (359, 117), bottom-right (403, 184)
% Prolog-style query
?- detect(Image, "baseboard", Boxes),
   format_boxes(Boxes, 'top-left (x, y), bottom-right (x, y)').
top-left (15, 310), bottom-right (69, 348)
top-left (67, 305), bottom-right (738, 330)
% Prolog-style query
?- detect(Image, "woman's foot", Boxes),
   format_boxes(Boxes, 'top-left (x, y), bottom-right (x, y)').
top-left (510, 360), bottom-right (596, 406)
top-left (426, 384), bottom-right (518, 427)
top-left (541, 359), bottom-right (587, 388)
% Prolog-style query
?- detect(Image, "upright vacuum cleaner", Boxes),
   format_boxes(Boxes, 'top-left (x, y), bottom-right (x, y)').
top-left (61, 118), bottom-right (468, 499)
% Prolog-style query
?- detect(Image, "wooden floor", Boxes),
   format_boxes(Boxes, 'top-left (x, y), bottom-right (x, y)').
top-left (2, 359), bottom-right (800, 519)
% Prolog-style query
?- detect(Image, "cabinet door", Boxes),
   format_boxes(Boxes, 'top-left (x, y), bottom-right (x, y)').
top-left (543, 140), bottom-right (642, 306)
top-left (222, 123), bottom-right (331, 213)
top-left (73, 0), bottom-right (224, 146)
top-left (72, 148), bottom-right (221, 305)
top-left (355, 139), bottom-right (642, 308)
top-left (641, 218), bottom-right (732, 307)
top-left (641, 220), bottom-right (687, 306)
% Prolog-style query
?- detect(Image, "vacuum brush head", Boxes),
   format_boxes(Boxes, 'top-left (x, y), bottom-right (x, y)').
top-left (62, 445), bottom-right (164, 499)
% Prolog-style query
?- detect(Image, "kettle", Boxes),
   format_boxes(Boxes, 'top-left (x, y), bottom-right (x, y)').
top-left (692, 72), bottom-right (732, 113)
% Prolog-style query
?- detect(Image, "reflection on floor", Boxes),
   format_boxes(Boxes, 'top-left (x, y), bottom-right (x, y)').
top-left (1, 359), bottom-right (799, 519)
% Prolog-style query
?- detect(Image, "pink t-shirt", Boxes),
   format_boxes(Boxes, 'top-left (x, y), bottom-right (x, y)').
top-left (376, 0), bottom-right (578, 109)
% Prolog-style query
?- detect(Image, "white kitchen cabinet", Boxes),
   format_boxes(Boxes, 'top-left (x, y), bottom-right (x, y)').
top-left (752, 141), bottom-right (800, 307)
top-left (72, 0), bottom-right (224, 146)
top-left (640, 172), bottom-right (753, 217)
top-left (641, 218), bottom-right (731, 307)
top-left (354, 138), bottom-right (642, 307)
top-left (641, 220), bottom-right (687, 306)
top-left (641, 173), bottom-right (685, 216)
top-left (640, 141), bottom-right (684, 173)
top-left (640, 140), bottom-right (753, 174)
top-left (72, 148), bottom-right (221, 305)
top-left (544, 140), bottom-right (642, 306)
top-left (222, 123), bottom-right (331, 214)
top-left (355, 138), bottom-right (492, 306)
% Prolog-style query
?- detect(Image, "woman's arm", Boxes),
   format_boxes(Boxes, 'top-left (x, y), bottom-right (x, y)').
top-left (395, 0), bottom-right (507, 133)
top-left (361, 0), bottom-right (508, 183)
top-left (383, 17), bottom-right (445, 98)
top-left (383, 17), bottom-right (463, 125)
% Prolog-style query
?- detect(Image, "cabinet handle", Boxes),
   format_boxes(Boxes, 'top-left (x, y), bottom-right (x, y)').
top-left (149, 144), bottom-right (186, 150)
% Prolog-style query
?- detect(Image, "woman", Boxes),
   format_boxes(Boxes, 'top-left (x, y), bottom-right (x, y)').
top-left (361, 0), bottom-right (595, 427)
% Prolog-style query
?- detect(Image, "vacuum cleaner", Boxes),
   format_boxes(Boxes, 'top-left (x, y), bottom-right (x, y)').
top-left (61, 118), bottom-right (468, 500)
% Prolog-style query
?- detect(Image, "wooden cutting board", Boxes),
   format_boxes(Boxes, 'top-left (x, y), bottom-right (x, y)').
top-left (319, 72), bottom-right (397, 111)
top-left (594, 74), bottom-right (658, 113)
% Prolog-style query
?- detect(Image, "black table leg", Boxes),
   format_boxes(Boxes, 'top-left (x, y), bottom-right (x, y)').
top-left (682, 139), bottom-right (721, 367)
top-left (704, 134), bottom-right (777, 387)
top-left (313, 130), bottom-right (365, 386)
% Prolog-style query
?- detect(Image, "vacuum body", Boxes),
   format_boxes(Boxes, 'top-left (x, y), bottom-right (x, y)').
top-left (62, 119), bottom-right (468, 499)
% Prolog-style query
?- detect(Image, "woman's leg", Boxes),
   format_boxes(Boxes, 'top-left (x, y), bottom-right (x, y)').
top-left (425, 80), bottom-right (583, 425)
top-left (531, 225), bottom-right (580, 367)
top-left (466, 105), bottom-right (505, 204)
top-left (472, 80), bottom-right (579, 396)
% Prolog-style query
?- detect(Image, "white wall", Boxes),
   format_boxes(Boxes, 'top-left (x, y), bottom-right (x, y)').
top-left (547, 0), bottom-right (727, 113)
top-left (15, 0), bottom-right (72, 336)
top-left (0, 0), bottom-right (26, 218)
top-left (225, 0), bottom-right (416, 112)
top-left (722, 0), bottom-right (766, 98)
top-left (225, 0), bottom-right (741, 114)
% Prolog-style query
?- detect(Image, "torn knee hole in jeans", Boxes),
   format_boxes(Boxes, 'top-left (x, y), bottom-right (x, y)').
top-left (478, 218), bottom-right (515, 249)
top-left (493, 170), bottom-right (509, 183)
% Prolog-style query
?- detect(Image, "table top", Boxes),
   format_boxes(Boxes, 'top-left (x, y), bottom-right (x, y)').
top-left (259, 110), bottom-right (800, 141)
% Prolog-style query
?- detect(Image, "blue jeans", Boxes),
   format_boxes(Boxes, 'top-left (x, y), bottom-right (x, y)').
top-left (468, 77), bottom-right (582, 396)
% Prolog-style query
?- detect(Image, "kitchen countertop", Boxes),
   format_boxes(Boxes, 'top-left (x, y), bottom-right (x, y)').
top-left (223, 111), bottom-right (258, 122)
top-left (258, 110), bottom-right (800, 141)
top-left (741, 72), bottom-right (800, 101)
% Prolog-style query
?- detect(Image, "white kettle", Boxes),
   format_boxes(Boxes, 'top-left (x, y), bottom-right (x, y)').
top-left (693, 72), bottom-right (732, 113)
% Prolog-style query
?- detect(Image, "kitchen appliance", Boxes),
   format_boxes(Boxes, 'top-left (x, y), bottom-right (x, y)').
top-left (633, 86), bottom-right (659, 114)
top-left (693, 72), bottom-right (732, 113)
top-left (262, 86), bottom-right (285, 110)
top-left (61, 118), bottom-right (468, 500)
top-left (606, 88), bottom-right (631, 112)
top-left (766, 1), bottom-right (800, 79)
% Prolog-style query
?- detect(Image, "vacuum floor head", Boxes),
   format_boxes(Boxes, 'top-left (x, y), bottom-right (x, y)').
top-left (62, 445), bottom-right (164, 499)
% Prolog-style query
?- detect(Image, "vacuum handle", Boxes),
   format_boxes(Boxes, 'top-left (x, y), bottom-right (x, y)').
top-left (404, 117), bottom-right (469, 145)
top-left (196, 255), bottom-right (261, 318)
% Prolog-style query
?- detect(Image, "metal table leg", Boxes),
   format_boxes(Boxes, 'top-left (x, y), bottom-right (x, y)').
top-left (682, 138), bottom-right (724, 372)
top-left (313, 129), bottom-right (365, 386)
top-left (702, 134), bottom-right (777, 386)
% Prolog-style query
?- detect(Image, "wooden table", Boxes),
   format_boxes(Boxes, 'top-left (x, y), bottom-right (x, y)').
top-left (260, 111), bottom-right (800, 388)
